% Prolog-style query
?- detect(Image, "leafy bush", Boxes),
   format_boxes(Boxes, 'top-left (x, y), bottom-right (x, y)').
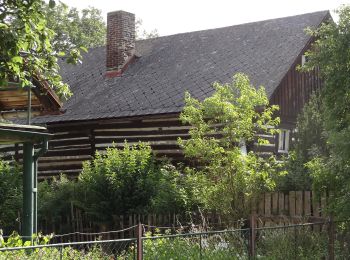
top-left (0, 232), bottom-right (134, 259)
top-left (78, 142), bottom-right (162, 222)
top-left (78, 142), bottom-right (199, 224)
top-left (38, 175), bottom-right (78, 230)
top-left (256, 227), bottom-right (328, 259)
top-left (0, 142), bottom-right (203, 233)
top-left (142, 230), bottom-right (248, 260)
top-left (0, 161), bottom-right (22, 234)
top-left (149, 164), bottom-right (206, 214)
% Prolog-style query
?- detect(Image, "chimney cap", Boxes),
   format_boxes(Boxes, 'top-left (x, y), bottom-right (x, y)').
top-left (107, 10), bottom-right (135, 16)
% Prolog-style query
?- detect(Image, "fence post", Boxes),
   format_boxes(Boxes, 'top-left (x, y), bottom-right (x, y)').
top-left (137, 222), bottom-right (143, 260)
top-left (328, 216), bottom-right (335, 260)
top-left (249, 213), bottom-right (256, 258)
top-left (199, 233), bottom-right (202, 259)
top-left (60, 245), bottom-right (63, 260)
top-left (294, 225), bottom-right (297, 259)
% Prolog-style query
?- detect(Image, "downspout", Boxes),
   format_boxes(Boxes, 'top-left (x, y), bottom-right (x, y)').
top-left (27, 86), bottom-right (31, 125)
top-left (33, 138), bottom-right (48, 235)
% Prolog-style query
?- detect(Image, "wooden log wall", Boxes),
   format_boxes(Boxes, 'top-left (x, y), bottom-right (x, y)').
top-left (0, 113), bottom-right (276, 179)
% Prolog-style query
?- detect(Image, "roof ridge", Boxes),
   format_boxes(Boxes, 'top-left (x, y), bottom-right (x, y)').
top-left (84, 10), bottom-right (330, 52)
top-left (137, 10), bottom-right (330, 42)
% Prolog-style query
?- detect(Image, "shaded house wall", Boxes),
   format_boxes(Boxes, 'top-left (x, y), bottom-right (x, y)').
top-left (0, 62), bottom-right (321, 178)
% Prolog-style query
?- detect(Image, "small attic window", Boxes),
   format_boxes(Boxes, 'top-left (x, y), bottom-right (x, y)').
top-left (301, 55), bottom-right (308, 66)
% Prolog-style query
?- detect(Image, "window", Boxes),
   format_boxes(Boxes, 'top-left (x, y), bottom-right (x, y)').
top-left (301, 55), bottom-right (308, 66)
top-left (278, 129), bottom-right (290, 153)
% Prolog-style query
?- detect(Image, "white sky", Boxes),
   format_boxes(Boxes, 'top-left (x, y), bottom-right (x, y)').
top-left (64, 0), bottom-right (349, 36)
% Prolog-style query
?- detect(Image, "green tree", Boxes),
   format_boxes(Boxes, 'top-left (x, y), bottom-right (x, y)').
top-left (0, 0), bottom-right (81, 98)
top-left (303, 5), bottom-right (350, 220)
top-left (179, 73), bottom-right (284, 219)
top-left (44, 2), bottom-right (106, 53)
top-left (44, 1), bottom-right (158, 53)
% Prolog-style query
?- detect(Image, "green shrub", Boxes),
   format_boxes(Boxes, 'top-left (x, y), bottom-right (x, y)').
top-left (38, 175), bottom-right (78, 229)
top-left (0, 161), bottom-right (22, 234)
top-left (142, 231), bottom-right (248, 260)
top-left (256, 227), bottom-right (328, 259)
top-left (78, 142), bottom-right (198, 223)
top-left (0, 232), bottom-right (134, 259)
top-left (0, 142), bottom-right (202, 233)
top-left (149, 164), bottom-right (206, 214)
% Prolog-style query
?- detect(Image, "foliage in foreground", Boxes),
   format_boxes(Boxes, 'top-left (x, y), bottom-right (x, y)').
top-left (0, 142), bottom-right (201, 233)
top-left (298, 5), bottom-right (350, 221)
top-left (0, 0), bottom-right (82, 98)
top-left (79, 142), bottom-right (164, 221)
top-left (179, 73), bottom-right (284, 219)
top-left (40, 142), bottom-right (200, 227)
top-left (0, 161), bottom-right (22, 234)
top-left (0, 232), bottom-right (134, 260)
top-left (2, 227), bottom-right (347, 260)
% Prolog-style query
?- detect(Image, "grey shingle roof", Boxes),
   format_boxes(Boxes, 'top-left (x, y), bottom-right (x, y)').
top-left (33, 10), bottom-right (329, 124)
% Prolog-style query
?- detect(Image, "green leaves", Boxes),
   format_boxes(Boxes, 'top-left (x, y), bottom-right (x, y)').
top-left (44, 2), bottom-right (106, 54)
top-left (179, 73), bottom-right (283, 219)
top-left (0, 0), bottom-right (72, 98)
top-left (300, 5), bottom-right (350, 221)
top-left (0, 160), bottom-right (22, 234)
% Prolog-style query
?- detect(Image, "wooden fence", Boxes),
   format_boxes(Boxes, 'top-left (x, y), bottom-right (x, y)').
top-left (40, 190), bottom-right (327, 243)
top-left (254, 190), bottom-right (327, 227)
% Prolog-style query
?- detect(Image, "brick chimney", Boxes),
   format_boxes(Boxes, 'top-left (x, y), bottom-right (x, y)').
top-left (106, 11), bottom-right (135, 77)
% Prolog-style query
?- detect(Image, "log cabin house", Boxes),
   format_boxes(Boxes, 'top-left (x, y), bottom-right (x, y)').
top-left (0, 10), bottom-right (330, 178)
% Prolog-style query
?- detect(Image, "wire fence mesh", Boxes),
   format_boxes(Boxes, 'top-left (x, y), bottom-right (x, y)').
top-left (255, 222), bottom-right (329, 259)
top-left (142, 229), bottom-right (250, 259)
top-left (0, 238), bottom-right (136, 260)
top-left (0, 221), bottom-right (349, 259)
top-left (255, 221), bottom-right (350, 259)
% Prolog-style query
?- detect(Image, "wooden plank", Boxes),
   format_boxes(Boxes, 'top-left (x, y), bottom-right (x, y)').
top-left (312, 192), bottom-right (320, 217)
top-left (94, 128), bottom-right (190, 137)
top-left (278, 192), bottom-right (285, 215)
top-left (38, 163), bottom-right (83, 171)
top-left (47, 118), bottom-right (184, 132)
top-left (272, 192), bottom-right (278, 215)
top-left (295, 191), bottom-right (303, 216)
top-left (264, 193), bottom-right (271, 216)
top-left (49, 138), bottom-right (90, 147)
top-left (44, 148), bottom-right (91, 157)
top-left (94, 135), bottom-right (190, 143)
top-left (321, 194), bottom-right (327, 217)
top-left (289, 191), bottom-right (295, 217)
top-left (304, 191), bottom-right (311, 216)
